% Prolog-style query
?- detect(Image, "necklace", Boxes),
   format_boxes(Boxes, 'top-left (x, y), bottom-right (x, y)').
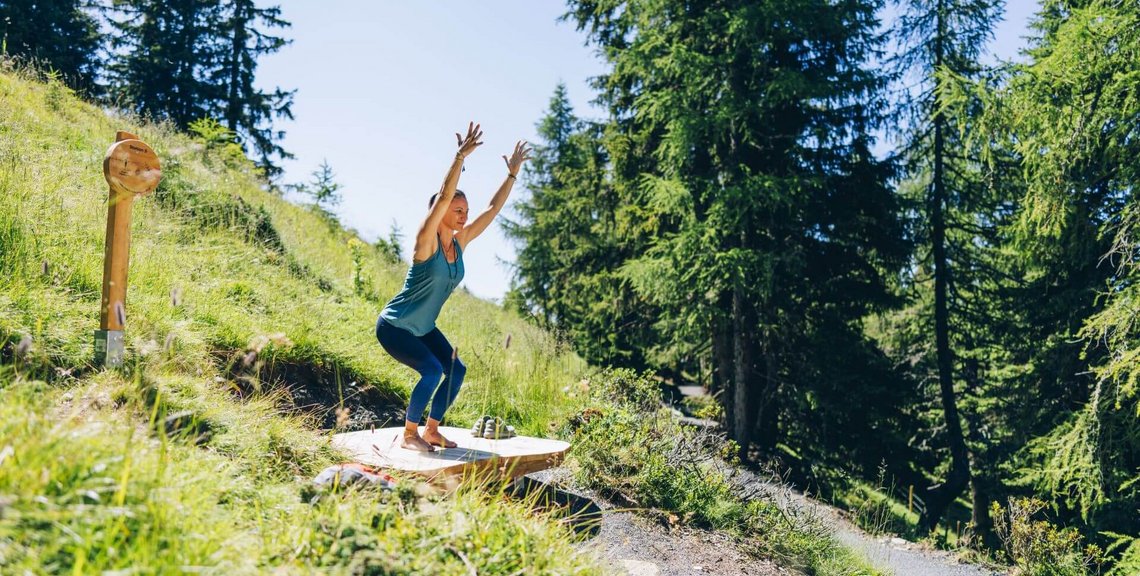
top-left (442, 236), bottom-right (459, 280)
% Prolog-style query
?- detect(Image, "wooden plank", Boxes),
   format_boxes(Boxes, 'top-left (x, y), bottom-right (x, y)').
top-left (331, 426), bottom-right (570, 482)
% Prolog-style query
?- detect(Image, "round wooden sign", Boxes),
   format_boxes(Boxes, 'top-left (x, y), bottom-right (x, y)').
top-left (103, 139), bottom-right (161, 196)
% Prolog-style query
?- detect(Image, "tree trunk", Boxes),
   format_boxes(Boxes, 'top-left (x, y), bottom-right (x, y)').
top-left (970, 474), bottom-right (995, 547)
top-left (712, 293), bottom-right (733, 425)
top-left (729, 285), bottom-right (753, 457)
top-left (226, 2), bottom-right (249, 133)
top-left (753, 336), bottom-right (778, 455)
top-left (963, 359), bottom-right (995, 547)
top-left (921, 1), bottom-right (971, 532)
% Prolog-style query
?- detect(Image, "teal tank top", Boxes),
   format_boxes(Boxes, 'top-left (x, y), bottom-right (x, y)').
top-left (380, 235), bottom-right (465, 336)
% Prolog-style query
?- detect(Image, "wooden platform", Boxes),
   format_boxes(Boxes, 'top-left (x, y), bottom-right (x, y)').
top-left (331, 426), bottom-right (570, 483)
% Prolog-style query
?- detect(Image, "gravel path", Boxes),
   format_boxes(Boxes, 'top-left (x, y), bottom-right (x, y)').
top-left (527, 466), bottom-right (1008, 576)
top-left (725, 467), bottom-right (1008, 576)
top-left (590, 509), bottom-right (787, 576)
top-left (528, 468), bottom-right (785, 576)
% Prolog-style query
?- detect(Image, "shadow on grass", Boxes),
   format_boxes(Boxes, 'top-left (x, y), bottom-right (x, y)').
top-left (216, 350), bottom-right (406, 431)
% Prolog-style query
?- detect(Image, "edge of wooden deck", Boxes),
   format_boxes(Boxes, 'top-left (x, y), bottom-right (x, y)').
top-left (330, 426), bottom-right (570, 482)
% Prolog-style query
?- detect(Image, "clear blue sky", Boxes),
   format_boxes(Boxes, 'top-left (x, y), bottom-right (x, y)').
top-left (258, 1), bottom-right (1037, 303)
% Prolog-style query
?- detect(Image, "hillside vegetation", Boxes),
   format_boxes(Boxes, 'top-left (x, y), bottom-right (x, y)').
top-left (0, 65), bottom-right (597, 574)
top-left (0, 66), bottom-right (883, 575)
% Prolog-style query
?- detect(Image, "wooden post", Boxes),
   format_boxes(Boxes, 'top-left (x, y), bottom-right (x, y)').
top-left (94, 131), bottom-right (161, 367)
top-left (908, 484), bottom-right (914, 515)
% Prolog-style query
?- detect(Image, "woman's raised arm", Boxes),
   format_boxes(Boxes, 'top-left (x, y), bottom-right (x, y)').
top-left (458, 139), bottom-right (532, 249)
top-left (413, 122), bottom-right (483, 262)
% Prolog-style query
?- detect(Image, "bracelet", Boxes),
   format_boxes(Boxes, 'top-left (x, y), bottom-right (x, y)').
top-left (507, 173), bottom-right (517, 180)
top-left (455, 153), bottom-right (464, 161)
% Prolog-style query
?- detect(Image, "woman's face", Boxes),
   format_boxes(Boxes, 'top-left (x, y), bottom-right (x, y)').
top-left (442, 197), bottom-right (469, 231)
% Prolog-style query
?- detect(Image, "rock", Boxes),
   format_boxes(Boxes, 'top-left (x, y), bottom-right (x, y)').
top-left (620, 559), bottom-right (660, 576)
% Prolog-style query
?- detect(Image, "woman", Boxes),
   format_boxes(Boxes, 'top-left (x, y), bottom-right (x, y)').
top-left (376, 122), bottom-right (531, 452)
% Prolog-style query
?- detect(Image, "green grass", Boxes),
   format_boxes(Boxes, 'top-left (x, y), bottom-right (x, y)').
top-left (0, 64), bottom-right (595, 573)
top-left (832, 478), bottom-right (977, 550)
top-left (0, 63), bottom-right (880, 574)
top-left (0, 367), bottom-right (601, 574)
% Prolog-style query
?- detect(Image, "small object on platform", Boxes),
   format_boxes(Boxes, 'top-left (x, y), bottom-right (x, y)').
top-left (472, 415), bottom-right (492, 436)
top-left (482, 417), bottom-right (517, 440)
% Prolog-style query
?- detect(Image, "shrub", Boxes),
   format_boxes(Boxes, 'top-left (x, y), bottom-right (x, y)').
top-left (992, 498), bottom-right (1107, 576)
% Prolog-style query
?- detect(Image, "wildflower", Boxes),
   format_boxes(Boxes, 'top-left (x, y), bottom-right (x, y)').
top-left (267, 332), bottom-right (292, 348)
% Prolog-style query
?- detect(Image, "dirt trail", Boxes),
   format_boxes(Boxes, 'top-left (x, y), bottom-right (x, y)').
top-left (529, 466), bottom-right (1007, 576)
top-left (529, 468), bottom-right (784, 576)
top-left (725, 467), bottom-right (1008, 576)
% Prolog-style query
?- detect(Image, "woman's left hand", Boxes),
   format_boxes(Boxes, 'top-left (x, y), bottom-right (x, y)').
top-left (502, 140), bottom-right (533, 178)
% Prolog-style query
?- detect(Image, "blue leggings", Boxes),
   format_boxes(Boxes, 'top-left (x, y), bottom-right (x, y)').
top-left (375, 318), bottom-right (466, 424)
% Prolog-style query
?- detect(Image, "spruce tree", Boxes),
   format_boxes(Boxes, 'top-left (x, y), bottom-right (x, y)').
top-left (107, 0), bottom-right (225, 128)
top-left (504, 83), bottom-right (655, 367)
top-left (214, 0), bottom-right (294, 179)
top-left (971, 0), bottom-right (1140, 551)
top-left (504, 84), bottom-right (579, 329)
top-left (0, 0), bottom-right (103, 93)
top-left (891, 0), bottom-right (1004, 533)
top-left (567, 0), bottom-right (908, 461)
top-left (108, 0), bottom-right (294, 180)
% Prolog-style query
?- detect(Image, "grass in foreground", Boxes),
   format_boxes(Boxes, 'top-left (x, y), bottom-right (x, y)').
top-left (0, 366), bottom-right (601, 574)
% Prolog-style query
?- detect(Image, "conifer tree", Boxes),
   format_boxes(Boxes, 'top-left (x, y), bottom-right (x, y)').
top-left (107, 0), bottom-right (224, 128)
top-left (891, 0), bottom-right (1004, 533)
top-left (504, 83), bottom-right (655, 367)
top-left (567, 0), bottom-right (907, 459)
top-left (108, 0), bottom-right (294, 179)
top-left (504, 84), bottom-right (579, 329)
top-left (214, 0), bottom-right (294, 179)
top-left (965, 0), bottom-right (1140, 552)
top-left (0, 0), bottom-right (102, 93)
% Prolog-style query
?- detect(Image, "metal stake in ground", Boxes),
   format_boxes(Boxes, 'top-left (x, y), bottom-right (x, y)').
top-left (94, 131), bottom-right (161, 368)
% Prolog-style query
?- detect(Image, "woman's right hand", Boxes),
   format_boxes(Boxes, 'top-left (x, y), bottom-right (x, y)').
top-left (455, 122), bottom-right (483, 159)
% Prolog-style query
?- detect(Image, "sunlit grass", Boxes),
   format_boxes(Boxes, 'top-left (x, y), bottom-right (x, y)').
top-left (0, 65), bottom-right (597, 573)
top-left (0, 63), bottom-right (876, 574)
top-left (0, 368), bottom-right (602, 574)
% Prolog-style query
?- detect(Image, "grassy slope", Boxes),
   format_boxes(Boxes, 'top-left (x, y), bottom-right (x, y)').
top-left (0, 67), bottom-right (594, 574)
top-left (0, 66), bottom-right (579, 434)
top-left (0, 67), bottom-right (879, 575)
